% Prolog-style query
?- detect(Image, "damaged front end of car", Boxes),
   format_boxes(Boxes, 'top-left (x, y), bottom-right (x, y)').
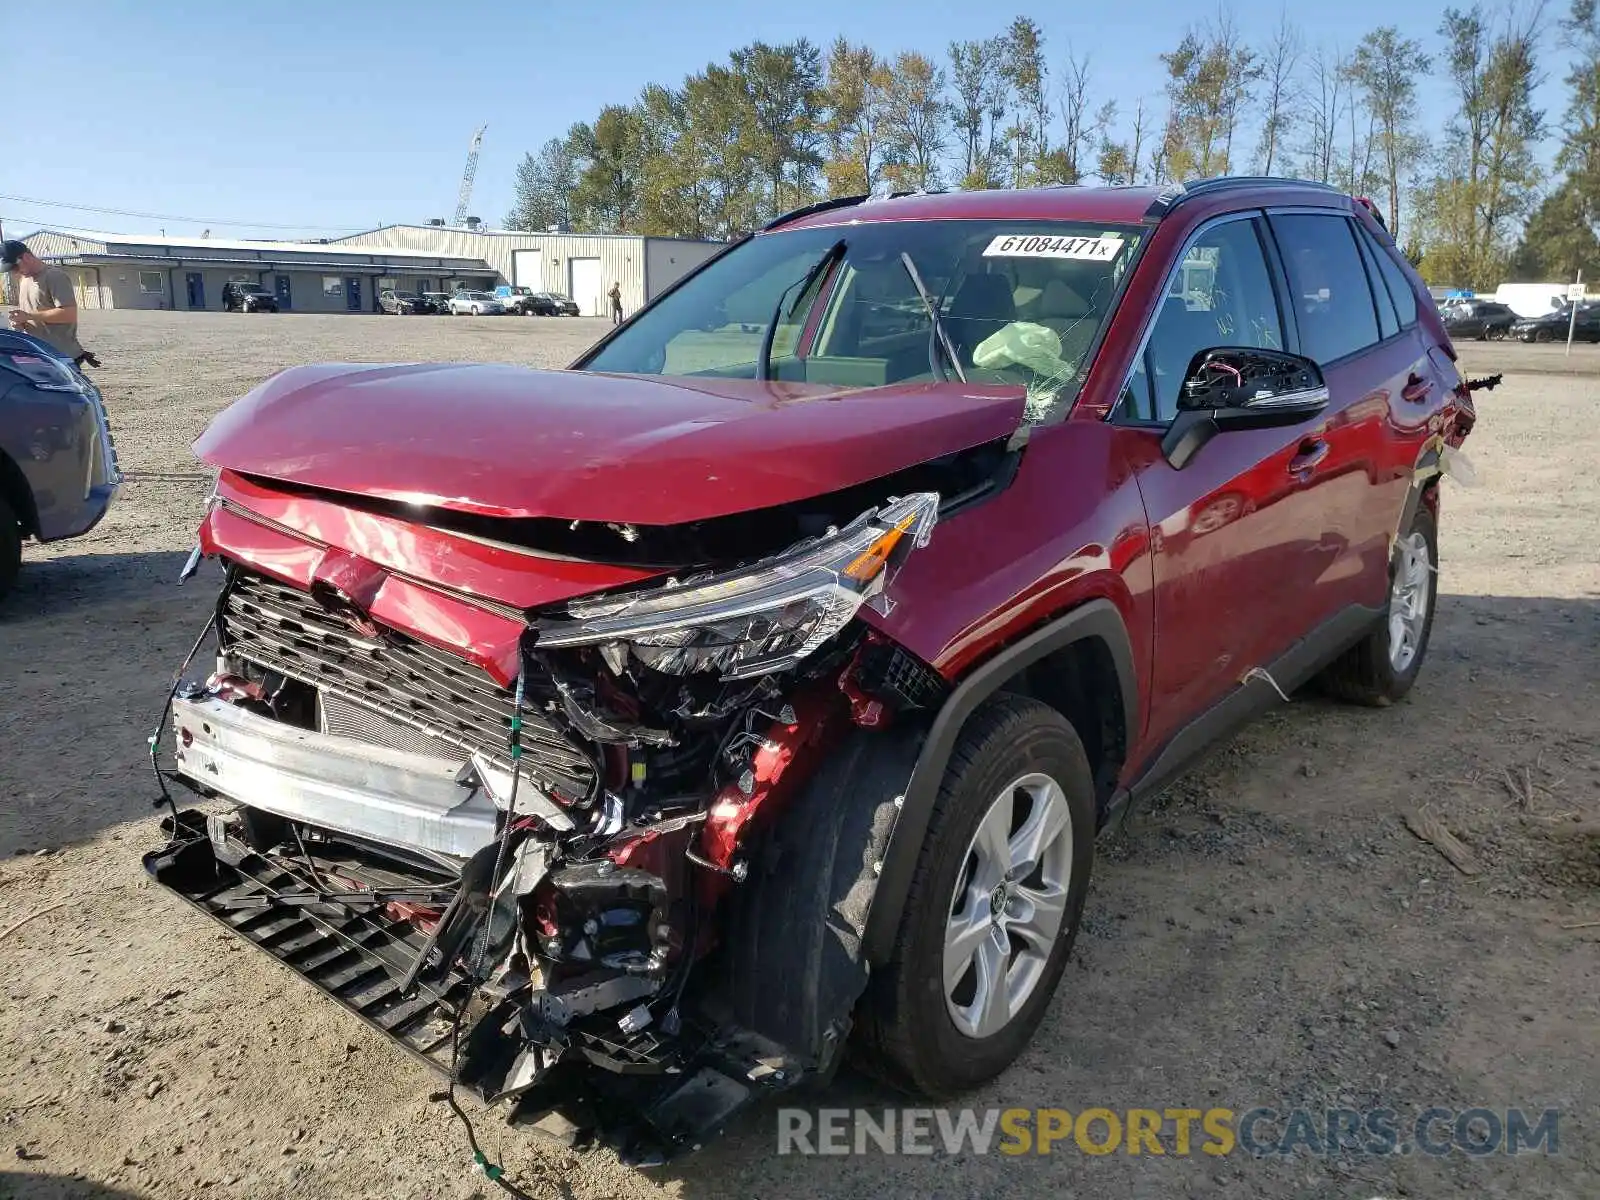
top-left (143, 488), bottom-right (947, 1165)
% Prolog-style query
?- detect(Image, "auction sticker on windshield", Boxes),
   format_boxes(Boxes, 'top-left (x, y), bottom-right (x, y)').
top-left (982, 234), bottom-right (1126, 260)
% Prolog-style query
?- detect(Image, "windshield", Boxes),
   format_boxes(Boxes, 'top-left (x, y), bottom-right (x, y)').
top-left (583, 218), bottom-right (1144, 421)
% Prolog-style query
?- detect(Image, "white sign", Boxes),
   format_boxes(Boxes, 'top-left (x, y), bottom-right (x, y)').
top-left (1568, 282), bottom-right (1586, 301)
top-left (982, 234), bottom-right (1125, 261)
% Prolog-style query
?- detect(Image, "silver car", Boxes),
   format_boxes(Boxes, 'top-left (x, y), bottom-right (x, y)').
top-left (447, 291), bottom-right (505, 316)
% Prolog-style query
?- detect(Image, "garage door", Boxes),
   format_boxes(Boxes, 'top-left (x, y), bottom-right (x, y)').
top-left (569, 258), bottom-right (602, 316)
top-left (512, 249), bottom-right (544, 290)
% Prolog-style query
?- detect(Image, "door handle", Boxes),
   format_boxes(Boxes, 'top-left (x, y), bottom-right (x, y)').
top-left (1402, 373), bottom-right (1434, 402)
top-left (1289, 437), bottom-right (1330, 477)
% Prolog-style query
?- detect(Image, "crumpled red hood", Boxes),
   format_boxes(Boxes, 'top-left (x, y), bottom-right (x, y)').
top-left (194, 363), bottom-right (1026, 524)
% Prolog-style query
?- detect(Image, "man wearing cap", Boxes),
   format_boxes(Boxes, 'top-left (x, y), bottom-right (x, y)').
top-left (3, 240), bottom-right (98, 368)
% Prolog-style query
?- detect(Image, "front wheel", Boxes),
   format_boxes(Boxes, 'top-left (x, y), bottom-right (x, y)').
top-left (470, 305), bottom-right (480, 316)
top-left (854, 694), bottom-right (1096, 1097)
top-left (1536, 328), bottom-right (1554, 343)
top-left (1486, 325), bottom-right (1507, 341)
top-left (1318, 506), bottom-right (1437, 705)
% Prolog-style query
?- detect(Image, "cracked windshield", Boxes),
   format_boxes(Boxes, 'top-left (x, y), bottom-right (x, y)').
top-left (586, 219), bottom-right (1144, 421)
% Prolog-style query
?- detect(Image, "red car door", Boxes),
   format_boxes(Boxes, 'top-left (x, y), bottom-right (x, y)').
top-left (1112, 214), bottom-right (1337, 751)
top-left (1264, 211), bottom-right (1410, 627)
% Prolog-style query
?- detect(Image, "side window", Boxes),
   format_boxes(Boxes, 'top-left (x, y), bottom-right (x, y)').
top-left (1271, 213), bottom-right (1381, 363)
top-left (1139, 217), bottom-right (1284, 422)
top-left (1360, 225), bottom-right (1420, 327)
top-left (1356, 231), bottom-right (1400, 338)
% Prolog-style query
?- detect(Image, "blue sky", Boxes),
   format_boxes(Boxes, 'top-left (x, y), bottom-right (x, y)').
top-left (1, 0), bottom-right (1570, 241)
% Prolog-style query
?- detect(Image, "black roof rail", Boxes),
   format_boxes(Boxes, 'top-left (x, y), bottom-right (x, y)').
top-left (1144, 175), bottom-right (1347, 219)
top-left (762, 193), bottom-right (870, 232)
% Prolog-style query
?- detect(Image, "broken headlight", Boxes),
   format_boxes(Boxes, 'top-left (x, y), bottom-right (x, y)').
top-left (536, 493), bottom-right (939, 680)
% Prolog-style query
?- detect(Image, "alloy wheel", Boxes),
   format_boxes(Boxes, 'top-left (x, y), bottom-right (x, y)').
top-left (1388, 530), bottom-right (1433, 672)
top-left (944, 772), bottom-right (1074, 1040)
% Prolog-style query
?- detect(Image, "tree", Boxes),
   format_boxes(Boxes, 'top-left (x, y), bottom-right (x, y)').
top-left (999, 17), bottom-right (1047, 185)
top-left (882, 52), bottom-right (948, 191)
top-left (1347, 27), bottom-right (1431, 236)
top-left (948, 38), bottom-right (1007, 187)
top-left (1508, 180), bottom-right (1600, 279)
top-left (1299, 45), bottom-right (1348, 183)
top-left (1057, 50), bottom-right (1113, 184)
top-left (821, 39), bottom-right (894, 194)
top-left (1558, 0), bottom-right (1600, 221)
top-left (1422, 6), bottom-right (1545, 284)
top-left (1159, 18), bottom-right (1262, 179)
top-left (505, 135), bottom-right (579, 231)
top-left (637, 69), bottom-right (762, 240)
top-left (570, 106), bottom-right (648, 232)
top-left (1254, 13), bottom-right (1303, 174)
top-left (730, 40), bottom-right (824, 218)
top-left (1094, 95), bottom-right (1148, 183)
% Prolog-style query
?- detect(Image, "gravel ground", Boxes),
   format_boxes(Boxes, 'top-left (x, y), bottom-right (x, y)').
top-left (1, 310), bottom-right (1597, 1200)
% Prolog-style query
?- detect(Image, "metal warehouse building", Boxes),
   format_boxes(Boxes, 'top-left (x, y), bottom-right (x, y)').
top-left (16, 228), bottom-right (498, 313)
top-left (330, 226), bottom-right (724, 317)
top-left (14, 226), bottom-right (725, 316)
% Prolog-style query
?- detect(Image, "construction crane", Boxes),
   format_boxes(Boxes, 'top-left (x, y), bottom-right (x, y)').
top-left (452, 124), bottom-right (487, 227)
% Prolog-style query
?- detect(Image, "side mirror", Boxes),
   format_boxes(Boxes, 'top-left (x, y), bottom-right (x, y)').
top-left (1160, 347), bottom-right (1329, 469)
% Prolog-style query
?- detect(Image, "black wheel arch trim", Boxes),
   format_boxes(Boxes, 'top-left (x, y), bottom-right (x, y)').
top-left (1396, 439), bottom-right (1444, 547)
top-left (860, 597), bottom-right (1138, 965)
top-left (0, 446), bottom-right (40, 538)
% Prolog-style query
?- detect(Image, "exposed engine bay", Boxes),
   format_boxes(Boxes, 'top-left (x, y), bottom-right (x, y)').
top-left (145, 488), bottom-right (952, 1165)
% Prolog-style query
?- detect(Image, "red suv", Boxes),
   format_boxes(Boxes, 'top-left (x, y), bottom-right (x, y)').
top-left (148, 178), bottom-right (1475, 1164)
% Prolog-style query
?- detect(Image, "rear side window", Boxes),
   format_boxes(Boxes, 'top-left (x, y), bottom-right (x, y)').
top-left (1270, 213), bottom-right (1380, 363)
top-left (1355, 233), bottom-right (1400, 338)
top-left (1359, 226), bottom-right (1420, 327)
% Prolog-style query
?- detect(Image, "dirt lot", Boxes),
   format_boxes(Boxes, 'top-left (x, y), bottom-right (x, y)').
top-left (1, 310), bottom-right (1597, 1200)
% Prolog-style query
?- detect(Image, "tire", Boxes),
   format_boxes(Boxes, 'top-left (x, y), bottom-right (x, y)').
top-left (721, 723), bottom-right (920, 1083)
top-left (1536, 328), bottom-right (1554, 343)
top-left (470, 305), bottom-right (480, 316)
top-left (1486, 326), bottom-right (1506, 341)
top-left (0, 492), bottom-right (21, 602)
top-left (853, 694), bottom-right (1096, 1098)
top-left (1318, 506), bottom-right (1438, 706)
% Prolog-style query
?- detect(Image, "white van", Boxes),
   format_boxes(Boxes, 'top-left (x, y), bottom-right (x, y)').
top-left (1492, 282), bottom-right (1576, 319)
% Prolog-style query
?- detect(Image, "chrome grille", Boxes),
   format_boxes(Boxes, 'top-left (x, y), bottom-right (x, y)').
top-left (319, 691), bottom-right (460, 760)
top-left (220, 569), bottom-right (594, 796)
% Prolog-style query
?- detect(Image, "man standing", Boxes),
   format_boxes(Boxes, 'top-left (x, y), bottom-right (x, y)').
top-left (608, 281), bottom-right (623, 325)
top-left (3, 240), bottom-right (97, 367)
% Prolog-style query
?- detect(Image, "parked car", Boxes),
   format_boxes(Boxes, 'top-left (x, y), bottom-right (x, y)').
top-left (221, 281), bottom-right (279, 313)
top-left (0, 330), bottom-right (120, 600)
top-left (422, 292), bottom-right (454, 315)
top-left (493, 285), bottom-right (547, 315)
top-left (448, 290), bottom-right (505, 316)
top-left (147, 179), bottom-right (1476, 1166)
top-left (1441, 299), bottom-right (1517, 341)
top-left (1510, 303), bottom-right (1600, 342)
top-left (535, 290), bottom-right (581, 316)
top-left (379, 290), bottom-right (436, 315)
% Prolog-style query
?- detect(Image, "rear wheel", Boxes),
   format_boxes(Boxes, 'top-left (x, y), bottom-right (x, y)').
top-left (0, 493), bottom-right (21, 601)
top-left (1486, 325), bottom-right (1507, 341)
top-left (1318, 507), bottom-right (1437, 705)
top-left (854, 694), bottom-right (1095, 1097)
